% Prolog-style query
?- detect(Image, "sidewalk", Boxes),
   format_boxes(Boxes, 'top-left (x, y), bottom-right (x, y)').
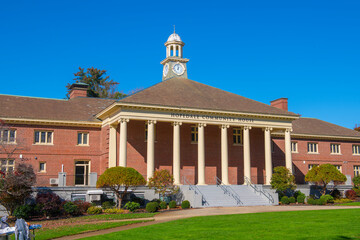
top-left (56, 205), bottom-right (360, 240)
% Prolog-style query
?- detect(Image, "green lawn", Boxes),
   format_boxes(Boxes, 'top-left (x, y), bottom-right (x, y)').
top-left (31, 220), bottom-right (152, 240)
top-left (336, 201), bottom-right (360, 206)
top-left (79, 212), bottom-right (157, 221)
top-left (81, 209), bottom-right (360, 240)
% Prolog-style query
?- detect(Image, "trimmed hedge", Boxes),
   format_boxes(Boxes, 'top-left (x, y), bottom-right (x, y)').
top-left (124, 202), bottom-right (140, 212)
top-left (159, 201), bottom-right (167, 209)
top-left (280, 196), bottom-right (290, 205)
top-left (289, 197), bottom-right (296, 203)
top-left (297, 195), bottom-right (305, 204)
top-left (181, 200), bottom-right (190, 209)
top-left (146, 202), bottom-right (159, 213)
top-left (169, 200), bottom-right (177, 209)
top-left (87, 206), bottom-right (102, 215)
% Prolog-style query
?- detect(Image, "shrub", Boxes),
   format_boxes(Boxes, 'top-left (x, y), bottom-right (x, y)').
top-left (13, 205), bottom-right (32, 219)
top-left (131, 196), bottom-right (145, 206)
top-left (151, 199), bottom-right (161, 204)
top-left (169, 200), bottom-right (177, 209)
top-left (102, 201), bottom-right (116, 210)
top-left (146, 202), bottom-right (158, 213)
top-left (181, 200), bottom-right (190, 209)
top-left (334, 198), bottom-right (352, 204)
top-left (124, 202), bottom-right (140, 212)
top-left (353, 188), bottom-right (360, 197)
top-left (320, 194), bottom-right (334, 204)
top-left (87, 206), bottom-right (102, 215)
top-left (297, 195), bottom-right (305, 204)
top-left (63, 201), bottom-right (80, 216)
top-left (353, 175), bottom-right (360, 189)
top-left (289, 197), bottom-right (296, 203)
top-left (345, 190), bottom-right (357, 200)
top-left (74, 200), bottom-right (91, 214)
top-left (36, 192), bottom-right (63, 217)
top-left (307, 198), bottom-right (314, 205)
top-left (331, 189), bottom-right (341, 199)
top-left (104, 208), bottom-right (124, 214)
top-left (159, 201), bottom-right (167, 209)
top-left (280, 196), bottom-right (290, 205)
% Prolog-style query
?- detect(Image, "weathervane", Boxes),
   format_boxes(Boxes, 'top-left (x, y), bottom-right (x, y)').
top-left (173, 25), bottom-right (176, 33)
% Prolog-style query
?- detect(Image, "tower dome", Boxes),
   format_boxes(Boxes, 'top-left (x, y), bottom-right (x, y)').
top-left (167, 33), bottom-right (182, 42)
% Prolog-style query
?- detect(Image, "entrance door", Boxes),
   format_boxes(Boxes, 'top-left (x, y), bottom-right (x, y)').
top-left (75, 161), bottom-right (90, 185)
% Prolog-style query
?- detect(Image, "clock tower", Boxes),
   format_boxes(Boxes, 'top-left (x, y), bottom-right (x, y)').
top-left (161, 31), bottom-right (189, 81)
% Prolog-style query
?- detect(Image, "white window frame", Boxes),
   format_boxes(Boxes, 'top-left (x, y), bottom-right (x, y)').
top-left (307, 142), bottom-right (318, 154)
top-left (34, 130), bottom-right (53, 145)
top-left (354, 165), bottom-right (360, 177)
top-left (0, 159), bottom-right (15, 173)
top-left (291, 142), bottom-right (298, 153)
top-left (330, 143), bottom-right (341, 154)
top-left (308, 164), bottom-right (318, 170)
top-left (0, 129), bottom-right (16, 143)
top-left (39, 162), bottom-right (46, 173)
top-left (353, 145), bottom-right (360, 155)
top-left (75, 160), bottom-right (90, 186)
top-left (233, 128), bottom-right (243, 145)
top-left (77, 132), bottom-right (89, 146)
top-left (191, 125), bottom-right (198, 143)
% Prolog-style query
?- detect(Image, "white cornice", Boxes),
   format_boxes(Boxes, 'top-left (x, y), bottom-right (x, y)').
top-left (96, 102), bottom-right (299, 122)
top-left (272, 132), bottom-right (360, 142)
top-left (1, 118), bottom-right (102, 128)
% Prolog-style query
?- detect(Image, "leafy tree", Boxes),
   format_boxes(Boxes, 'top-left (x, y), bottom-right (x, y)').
top-left (66, 67), bottom-right (126, 99)
top-left (148, 170), bottom-right (179, 200)
top-left (96, 167), bottom-right (146, 209)
top-left (353, 175), bottom-right (360, 189)
top-left (305, 164), bottom-right (347, 195)
top-left (0, 163), bottom-right (36, 215)
top-left (270, 166), bottom-right (296, 194)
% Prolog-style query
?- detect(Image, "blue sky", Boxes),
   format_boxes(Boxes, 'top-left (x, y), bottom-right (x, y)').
top-left (1, 0), bottom-right (359, 129)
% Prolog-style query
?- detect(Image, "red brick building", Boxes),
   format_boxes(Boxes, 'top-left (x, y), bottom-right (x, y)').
top-left (1, 32), bottom-right (360, 188)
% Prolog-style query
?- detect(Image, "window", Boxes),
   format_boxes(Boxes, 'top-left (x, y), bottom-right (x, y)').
top-left (353, 145), bottom-right (360, 155)
top-left (0, 129), bottom-right (16, 143)
top-left (333, 165), bottom-right (342, 173)
top-left (330, 144), bottom-right (341, 154)
top-left (354, 166), bottom-right (360, 177)
top-left (308, 164), bottom-right (318, 170)
top-left (307, 143), bottom-right (318, 153)
top-left (39, 162), bottom-right (46, 172)
top-left (34, 131), bottom-right (53, 144)
top-left (291, 142), bottom-right (298, 153)
top-left (233, 128), bottom-right (243, 145)
top-left (75, 161), bottom-right (90, 186)
top-left (0, 159), bottom-right (15, 173)
top-left (77, 132), bottom-right (89, 145)
top-left (191, 126), bottom-right (198, 143)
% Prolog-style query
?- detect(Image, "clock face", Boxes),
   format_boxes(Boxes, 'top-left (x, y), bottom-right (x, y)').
top-left (172, 63), bottom-right (184, 75)
top-left (163, 64), bottom-right (169, 76)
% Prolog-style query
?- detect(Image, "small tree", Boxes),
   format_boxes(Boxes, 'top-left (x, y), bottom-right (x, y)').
top-left (353, 175), bottom-right (360, 189)
top-left (96, 167), bottom-right (146, 209)
top-left (148, 170), bottom-right (179, 200)
top-left (270, 166), bottom-right (296, 194)
top-left (0, 163), bottom-right (36, 215)
top-left (305, 164), bottom-right (347, 195)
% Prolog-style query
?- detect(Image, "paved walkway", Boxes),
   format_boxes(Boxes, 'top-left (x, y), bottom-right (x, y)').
top-left (56, 205), bottom-right (360, 240)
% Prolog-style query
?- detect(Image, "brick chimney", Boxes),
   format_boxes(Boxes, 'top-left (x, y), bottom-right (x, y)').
top-left (69, 83), bottom-right (88, 99)
top-left (270, 98), bottom-right (288, 111)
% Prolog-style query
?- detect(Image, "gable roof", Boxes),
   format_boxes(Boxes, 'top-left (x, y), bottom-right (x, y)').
top-left (292, 117), bottom-right (360, 139)
top-left (0, 94), bottom-right (115, 122)
top-left (119, 77), bottom-right (298, 117)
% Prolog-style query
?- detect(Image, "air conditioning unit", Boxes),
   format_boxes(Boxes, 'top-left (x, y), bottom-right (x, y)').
top-left (89, 195), bottom-right (101, 202)
top-left (49, 178), bottom-right (59, 185)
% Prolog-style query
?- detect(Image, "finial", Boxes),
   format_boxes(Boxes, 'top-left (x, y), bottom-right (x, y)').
top-left (173, 25), bottom-right (176, 33)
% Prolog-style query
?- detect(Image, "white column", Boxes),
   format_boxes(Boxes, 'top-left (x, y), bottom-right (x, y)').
top-left (179, 46), bottom-right (182, 58)
top-left (243, 126), bottom-right (252, 184)
top-left (221, 125), bottom-right (230, 185)
top-left (119, 118), bottom-right (129, 167)
top-left (173, 122), bottom-right (182, 185)
top-left (285, 128), bottom-right (293, 173)
top-left (147, 120), bottom-right (156, 181)
top-left (264, 127), bottom-right (273, 185)
top-left (108, 124), bottom-right (117, 168)
top-left (197, 123), bottom-right (206, 185)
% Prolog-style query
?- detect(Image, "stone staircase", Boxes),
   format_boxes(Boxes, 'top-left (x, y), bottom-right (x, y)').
top-left (180, 184), bottom-right (277, 208)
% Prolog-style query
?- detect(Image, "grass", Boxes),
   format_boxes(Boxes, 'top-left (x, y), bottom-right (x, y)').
top-left (336, 201), bottom-right (360, 206)
top-left (81, 209), bottom-right (360, 240)
top-left (79, 212), bottom-right (158, 221)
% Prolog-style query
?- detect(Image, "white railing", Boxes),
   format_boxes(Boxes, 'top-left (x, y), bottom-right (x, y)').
top-left (215, 177), bottom-right (242, 205)
top-left (244, 176), bottom-right (274, 204)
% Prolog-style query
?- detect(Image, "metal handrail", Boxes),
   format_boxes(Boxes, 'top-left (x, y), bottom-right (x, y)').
top-left (182, 176), bottom-right (209, 206)
top-left (215, 177), bottom-right (242, 205)
top-left (244, 176), bottom-right (274, 203)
